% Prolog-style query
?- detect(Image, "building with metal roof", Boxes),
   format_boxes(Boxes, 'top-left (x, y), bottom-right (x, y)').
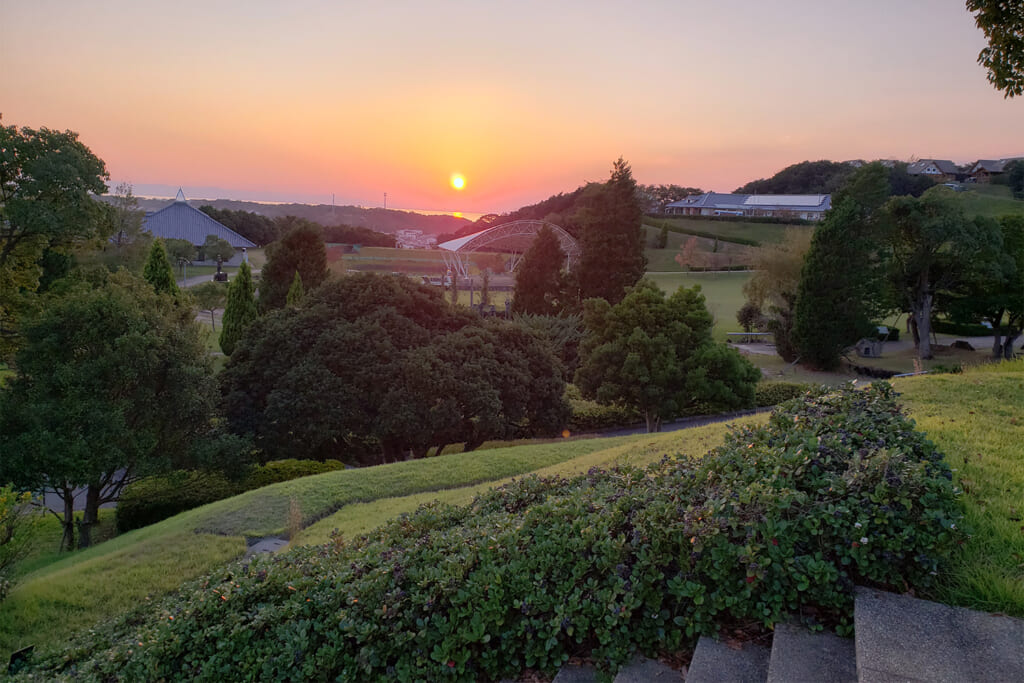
top-left (968, 157), bottom-right (1024, 183)
top-left (906, 159), bottom-right (962, 181)
top-left (665, 193), bottom-right (831, 221)
top-left (142, 189), bottom-right (258, 248)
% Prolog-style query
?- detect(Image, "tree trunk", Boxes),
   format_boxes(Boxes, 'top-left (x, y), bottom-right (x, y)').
top-left (60, 487), bottom-right (75, 552)
top-left (992, 329), bottom-right (1004, 358)
top-left (78, 484), bottom-right (102, 549)
top-left (644, 411), bottom-right (661, 433)
top-left (913, 288), bottom-right (934, 360)
top-left (1003, 330), bottom-right (1021, 360)
top-left (209, 310), bottom-right (216, 331)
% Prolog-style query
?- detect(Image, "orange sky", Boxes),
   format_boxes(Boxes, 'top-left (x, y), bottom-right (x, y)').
top-left (3, 1), bottom-right (1022, 213)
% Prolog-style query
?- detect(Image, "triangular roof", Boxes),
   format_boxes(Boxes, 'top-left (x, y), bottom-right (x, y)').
top-left (142, 190), bottom-right (257, 248)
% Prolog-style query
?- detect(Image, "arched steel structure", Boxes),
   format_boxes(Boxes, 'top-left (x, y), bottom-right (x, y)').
top-left (437, 220), bottom-right (579, 275)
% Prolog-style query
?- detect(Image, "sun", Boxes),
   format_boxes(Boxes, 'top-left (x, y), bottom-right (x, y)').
top-left (450, 174), bottom-right (466, 190)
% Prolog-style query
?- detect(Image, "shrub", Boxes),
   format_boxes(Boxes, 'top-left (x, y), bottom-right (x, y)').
top-left (0, 485), bottom-right (43, 602)
top-left (932, 320), bottom-right (991, 337)
top-left (565, 384), bottom-right (640, 431)
top-left (116, 471), bottom-right (238, 533)
top-left (241, 459), bottom-right (346, 490)
top-left (37, 383), bottom-right (964, 681)
top-left (117, 460), bottom-right (346, 532)
top-left (754, 381), bottom-right (813, 407)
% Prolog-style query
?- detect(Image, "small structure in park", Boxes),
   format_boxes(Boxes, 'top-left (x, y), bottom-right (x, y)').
top-left (855, 338), bottom-right (883, 358)
top-left (437, 220), bottom-right (579, 277)
top-left (142, 189), bottom-right (257, 251)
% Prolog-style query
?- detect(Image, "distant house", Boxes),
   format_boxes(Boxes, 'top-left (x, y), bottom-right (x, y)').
top-left (664, 193), bottom-right (832, 221)
top-left (142, 189), bottom-right (258, 249)
top-left (968, 157), bottom-right (1024, 183)
top-left (906, 159), bottom-right (962, 182)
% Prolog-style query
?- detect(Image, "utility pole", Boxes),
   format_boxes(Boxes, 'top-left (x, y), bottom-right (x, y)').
top-left (383, 192), bottom-right (387, 210)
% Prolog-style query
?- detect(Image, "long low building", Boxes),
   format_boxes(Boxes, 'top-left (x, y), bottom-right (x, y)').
top-left (142, 189), bottom-right (258, 248)
top-left (665, 192), bottom-right (831, 221)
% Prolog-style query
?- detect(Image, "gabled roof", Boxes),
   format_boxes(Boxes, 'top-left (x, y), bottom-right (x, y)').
top-left (971, 157), bottom-right (1024, 174)
top-left (142, 190), bottom-right (257, 248)
top-left (907, 159), bottom-right (959, 175)
top-left (665, 193), bottom-right (831, 213)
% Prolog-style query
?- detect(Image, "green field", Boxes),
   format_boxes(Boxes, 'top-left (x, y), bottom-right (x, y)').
top-left (650, 216), bottom-right (809, 245)
top-left (645, 271), bottom-right (751, 340)
top-left (954, 184), bottom-right (1024, 219)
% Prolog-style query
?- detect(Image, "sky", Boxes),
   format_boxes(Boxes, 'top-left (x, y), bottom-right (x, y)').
top-left (3, 0), bottom-right (1023, 214)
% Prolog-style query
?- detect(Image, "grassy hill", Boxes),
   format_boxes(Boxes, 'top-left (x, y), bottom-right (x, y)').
top-left (3, 363), bottom-right (1022, 667)
top-left (954, 184), bottom-right (1024, 219)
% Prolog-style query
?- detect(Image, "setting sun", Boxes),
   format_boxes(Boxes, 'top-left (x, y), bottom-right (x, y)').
top-left (451, 174), bottom-right (465, 190)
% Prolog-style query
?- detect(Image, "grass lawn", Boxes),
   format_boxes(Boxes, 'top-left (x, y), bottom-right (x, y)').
top-left (645, 271), bottom-right (751, 340)
top-left (894, 360), bottom-right (1024, 617)
top-left (954, 184), bottom-right (1024, 219)
top-left (643, 225), bottom-right (756, 272)
top-left (651, 217), bottom-right (810, 245)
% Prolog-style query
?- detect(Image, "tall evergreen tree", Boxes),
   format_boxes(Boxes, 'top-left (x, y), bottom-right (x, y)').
top-left (576, 158), bottom-right (646, 304)
top-left (220, 261), bottom-right (257, 356)
top-left (259, 222), bottom-right (328, 311)
top-left (792, 164), bottom-right (892, 369)
top-left (142, 239), bottom-right (179, 295)
top-left (286, 271), bottom-right (305, 308)
top-left (513, 225), bottom-right (567, 315)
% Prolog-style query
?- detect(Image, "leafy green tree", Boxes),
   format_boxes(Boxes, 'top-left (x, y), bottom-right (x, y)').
top-left (513, 225), bottom-right (567, 315)
top-left (0, 125), bottom-right (109, 358)
top-left (793, 164), bottom-right (892, 369)
top-left (657, 223), bottom-right (669, 249)
top-left (191, 280), bottom-right (227, 331)
top-left (0, 485), bottom-right (44, 603)
top-left (219, 261), bottom-right (257, 356)
top-left (882, 188), bottom-right (1002, 359)
top-left (576, 158), bottom-right (646, 304)
top-left (968, 0), bottom-right (1024, 97)
top-left (143, 240), bottom-right (180, 295)
top-left (259, 222), bottom-right (327, 311)
top-left (742, 227), bottom-right (813, 361)
top-left (0, 271), bottom-right (215, 549)
top-left (735, 160), bottom-right (855, 195)
top-left (199, 234), bottom-right (235, 263)
top-left (575, 279), bottom-right (759, 432)
top-left (199, 206), bottom-right (280, 246)
top-left (1006, 160), bottom-right (1024, 199)
top-left (76, 182), bottom-right (152, 275)
top-left (286, 271), bottom-right (305, 308)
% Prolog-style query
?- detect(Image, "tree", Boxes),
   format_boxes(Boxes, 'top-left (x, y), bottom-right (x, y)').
top-left (576, 158), bottom-right (646, 304)
top-left (793, 164), bottom-right (893, 369)
top-left (0, 125), bottom-right (109, 358)
top-left (1006, 160), bottom-right (1024, 199)
top-left (199, 206), bottom-right (280, 246)
top-left (736, 301), bottom-right (763, 334)
top-left (219, 261), bottom-right (257, 356)
top-left (575, 279), bottom-right (759, 432)
top-left (259, 222), bottom-right (327, 311)
top-left (0, 271), bottom-right (215, 549)
top-left (75, 182), bottom-right (152, 275)
top-left (967, 0), bottom-right (1024, 97)
top-left (0, 485), bottom-right (44, 603)
top-left (657, 223), bottom-right (669, 249)
top-left (743, 227), bottom-right (814, 361)
top-left (199, 234), bottom-right (235, 263)
top-left (637, 184), bottom-right (703, 212)
top-left (513, 225), bottom-right (567, 315)
top-left (480, 268), bottom-right (491, 307)
top-left (882, 188), bottom-right (1001, 359)
top-left (143, 240), bottom-right (180, 295)
top-left (286, 271), bottom-right (305, 308)
top-left (191, 280), bottom-right (227, 331)
top-left (735, 160), bottom-right (855, 195)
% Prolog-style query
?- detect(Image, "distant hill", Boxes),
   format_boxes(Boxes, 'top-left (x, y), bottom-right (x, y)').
top-left (115, 197), bottom-right (473, 236)
top-left (735, 160), bottom-right (855, 195)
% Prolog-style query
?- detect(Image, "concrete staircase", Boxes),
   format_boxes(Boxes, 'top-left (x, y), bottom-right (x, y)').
top-left (540, 587), bottom-right (1023, 682)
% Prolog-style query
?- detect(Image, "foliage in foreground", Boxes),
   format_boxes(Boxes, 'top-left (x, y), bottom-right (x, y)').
top-left (24, 383), bottom-right (963, 681)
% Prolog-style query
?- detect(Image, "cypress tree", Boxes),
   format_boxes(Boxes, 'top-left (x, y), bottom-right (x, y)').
top-left (286, 271), bottom-right (305, 308)
top-left (143, 239), bottom-right (179, 295)
top-left (220, 261), bottom-right (257, 356)
top-left (513, 225), bottom-right (566, 315)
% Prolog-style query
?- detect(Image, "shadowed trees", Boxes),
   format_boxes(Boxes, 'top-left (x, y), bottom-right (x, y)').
top-left (259, 221), bottom-right (328, 311)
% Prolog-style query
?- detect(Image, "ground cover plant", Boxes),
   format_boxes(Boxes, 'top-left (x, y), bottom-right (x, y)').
top-left (18, 383), bottom-right (962, 681)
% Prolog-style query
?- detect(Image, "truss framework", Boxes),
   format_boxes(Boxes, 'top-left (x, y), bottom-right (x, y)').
top-left (443, 220), bottom-right (579, 272)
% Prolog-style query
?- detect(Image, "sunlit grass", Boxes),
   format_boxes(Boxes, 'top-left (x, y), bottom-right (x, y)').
top-left (895, 361), bottom-right (1024, 617)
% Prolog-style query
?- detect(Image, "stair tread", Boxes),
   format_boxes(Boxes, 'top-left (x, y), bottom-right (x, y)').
top-left (766, 623), bottom-right (855, 683)
top-left (551, 662), bottom-right (599, 683)
top-left (613, 655), bottom-right (682, 682)
top-left (686, 635), bottom-right (770, 683)
top-left (855, 586), bottom-right (1024, 683)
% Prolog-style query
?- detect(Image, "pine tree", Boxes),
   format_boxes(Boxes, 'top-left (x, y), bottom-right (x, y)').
top-left (286, 271), bottom-right (305, 308)
top-left (657, 223), bottom-right (669, 249)
top-left (220, 261), bottom-right (257, 356)
top-left (576, 158), bottom-right (646, 304)
top-left (513, 225), bottom-right (566, 315)
top-left (143, 239), bottom-right (179, 295)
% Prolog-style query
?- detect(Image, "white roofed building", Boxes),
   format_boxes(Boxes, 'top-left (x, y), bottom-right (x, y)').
top-left (665, 193), bottom-right (831, 221)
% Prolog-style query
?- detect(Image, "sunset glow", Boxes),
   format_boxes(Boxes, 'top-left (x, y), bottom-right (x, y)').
top-left (2, 1), bottom-right (1022, 212)
top-left (451, 174), bottom-right (466, 191)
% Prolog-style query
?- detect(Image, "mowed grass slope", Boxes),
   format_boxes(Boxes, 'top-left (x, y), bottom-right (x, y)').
top-left (0, 432), bottom-right (667, 658)
top-left (894, 360), bottom-right (1024, 616)
top-left (645, 271), bottom-right (751, 340)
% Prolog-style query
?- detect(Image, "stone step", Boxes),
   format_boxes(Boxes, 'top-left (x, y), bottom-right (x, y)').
top-left (551, 662), bottom-right (599, 683)
top-left (686, 635), bottom-right (770, 683)
top-left (613, 655), bottom-right (682, 682)
top-left (854, 585), bottom-right (1024, 682)
top-left (766, 623), bottom-right (856, 683)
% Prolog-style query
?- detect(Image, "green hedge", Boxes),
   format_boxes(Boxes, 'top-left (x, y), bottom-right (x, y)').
top-left (117, 460), bottom-right (348, 533)
top-left (565, 385), bottom-right (640, 432)
top-left (754, 381), bottom-right (812, 407)
top-left (43, 383), bottom-right (964, 681)
top-left (644, 218), bottom-right (762, 247)
top-left (932, 320), bottom-right (992, 337)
